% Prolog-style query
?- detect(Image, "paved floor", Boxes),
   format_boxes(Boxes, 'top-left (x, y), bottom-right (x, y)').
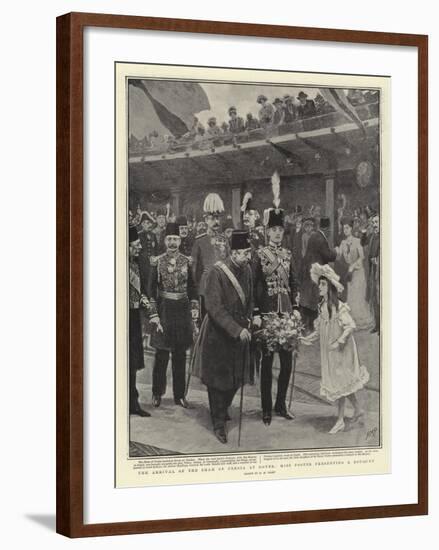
top-left (131, 328), bottom-right (381, 455)
top-left (131, 385), bottom-right (380, 455)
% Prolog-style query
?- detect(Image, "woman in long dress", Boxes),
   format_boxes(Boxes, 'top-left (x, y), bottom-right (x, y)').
top-left (336, 217), bottom-right (373, 330)
top-left (300, 263), bottom-right (369, 434)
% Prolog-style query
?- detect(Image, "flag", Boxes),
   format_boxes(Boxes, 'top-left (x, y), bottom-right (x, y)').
top-left (319, 88), bottom-right (365, 134)
top-left (129, 79), bottom-right (210, 138)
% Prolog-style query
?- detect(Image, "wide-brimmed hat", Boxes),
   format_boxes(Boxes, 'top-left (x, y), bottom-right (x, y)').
top-left (273, 97), bottom-right (283, 105)
top-left (257, 94), bottom-right (268, 104)
top-left (297, 91), bottom-right (308, 100)
top-left (310, 263), bottom-right (344, 294)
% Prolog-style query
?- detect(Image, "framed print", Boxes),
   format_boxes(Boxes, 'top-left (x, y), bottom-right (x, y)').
top-left (56, 12), bottom-right (428, 537)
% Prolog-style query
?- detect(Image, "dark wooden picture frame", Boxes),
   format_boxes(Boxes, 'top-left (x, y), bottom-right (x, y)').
top-left (56, 11), bottom-right (428, 538)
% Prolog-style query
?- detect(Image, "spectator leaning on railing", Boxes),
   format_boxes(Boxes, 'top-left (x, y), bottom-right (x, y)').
top-left (272, 98), bottom-right (286, 126)
top-left (228, 106), bottom-right (245, 133)
top-left (207, 117), bottom-right (222, 137)
top-left (257, 94), bottom-right (274, 128)
top-left (297, 91), bottom-right (317, 119)
top-left (245, 112), bottom-right (260, 131)
top-left (283, 95), bottom-right (297, 123)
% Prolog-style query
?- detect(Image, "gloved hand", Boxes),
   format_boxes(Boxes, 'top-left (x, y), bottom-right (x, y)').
top-left (150, 316), bottom-right (164, 333)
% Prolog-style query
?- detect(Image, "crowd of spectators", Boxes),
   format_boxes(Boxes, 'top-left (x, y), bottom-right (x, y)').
top-left (129, 89), bottom-right (378, 157)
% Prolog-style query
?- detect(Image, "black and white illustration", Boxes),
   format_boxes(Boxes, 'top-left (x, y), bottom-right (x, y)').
top-left (123, 67), bottom-right (383, 469)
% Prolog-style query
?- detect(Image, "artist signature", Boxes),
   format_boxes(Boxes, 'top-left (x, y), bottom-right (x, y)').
top-left (366, 427), bottom-right (378, 440)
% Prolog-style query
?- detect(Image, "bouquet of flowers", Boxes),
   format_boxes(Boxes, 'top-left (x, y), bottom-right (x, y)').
top-left (254, 310), bottom-right (304, 353)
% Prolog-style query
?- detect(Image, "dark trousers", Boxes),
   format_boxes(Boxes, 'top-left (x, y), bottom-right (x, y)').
top-left (129, 367), bottom-right (140, 413)
top-left (260, 349), bottom-right (292, 414)
top-left (152, 347), bottom-right (186, 400)
top-left (372, 292), bottom-right (380, 331)
top-left (207, 386), bottom-right (238, 431)
top-left (300, 306), bottom-right (318, 333)
top-left (129, 308), bottom-right (144, 413)
top-left (249, 340), bottom-right (261, 384)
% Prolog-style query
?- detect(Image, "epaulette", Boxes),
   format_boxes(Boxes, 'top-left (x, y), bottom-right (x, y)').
top-left (195, 233), bottom-right (207, 239)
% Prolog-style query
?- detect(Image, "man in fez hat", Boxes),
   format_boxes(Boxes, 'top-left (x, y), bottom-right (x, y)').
top-left (300, 214), bottom-right (337, 331)
top-left (128, 226), bottom-right (151, 417)
top-left (195, 230), bottom-right (253, 444)
top-left (253, 208), bottom-right (298, 425)
top-left (147, 223), bottom-right (198, 409)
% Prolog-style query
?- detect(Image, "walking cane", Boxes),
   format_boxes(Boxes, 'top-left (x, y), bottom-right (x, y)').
top-left (238, 340), bottom-right (250, 447)
top-left (184, 315), bottom-right (207, 398)
top-left (288, 348), bottom-right (298, 411)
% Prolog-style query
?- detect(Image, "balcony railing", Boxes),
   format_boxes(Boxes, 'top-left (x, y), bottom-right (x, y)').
top-left (129, 101), bottom-right (379, 160)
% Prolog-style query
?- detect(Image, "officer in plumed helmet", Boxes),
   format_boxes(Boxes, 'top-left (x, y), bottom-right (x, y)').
top-left (147, 222), bottom-right (199, 409)
top-left (191, 193), bottom-right (230, 318)
top-left (253, 205), bottom-right (298, 425)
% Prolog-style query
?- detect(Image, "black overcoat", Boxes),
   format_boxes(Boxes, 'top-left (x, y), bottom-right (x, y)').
top-left (299, 230), bottom-right (336, 311)
top-left (194, 258), bottom-right (253, 391)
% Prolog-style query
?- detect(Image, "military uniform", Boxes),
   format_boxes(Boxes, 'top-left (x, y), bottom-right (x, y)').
top-left (253, 210), bottom-right (298, 423)
top-left (148, 237), bottom-right (198, 405)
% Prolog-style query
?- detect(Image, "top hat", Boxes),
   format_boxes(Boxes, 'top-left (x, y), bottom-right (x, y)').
top-left (319, 216), bottom-right (331, 230)
top-left (176, 215), bottom-right (188, 227)
top-left (230, 230), bottom-right (250, 250)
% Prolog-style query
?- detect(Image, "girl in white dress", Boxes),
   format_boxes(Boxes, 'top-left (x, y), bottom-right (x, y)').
top-left (336, 217), bottom-right (373, 330)
top-left (300, 263), bottom-right (369, 434)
